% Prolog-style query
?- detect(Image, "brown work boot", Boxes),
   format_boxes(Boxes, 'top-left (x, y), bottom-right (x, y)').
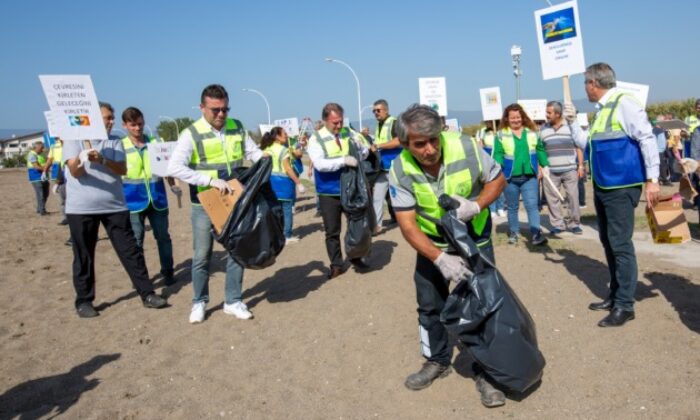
top-left (404, 361), bottom-right (451, 390)
top-left (475, 373), bottom-right (506, 407)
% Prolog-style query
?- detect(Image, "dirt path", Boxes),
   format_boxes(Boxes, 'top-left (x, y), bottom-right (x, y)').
top-left (0, 169), bottom-right (698, 419)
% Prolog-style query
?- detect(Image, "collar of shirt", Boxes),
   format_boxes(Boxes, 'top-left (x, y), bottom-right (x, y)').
top-left (596, 87), bottom-right (619, 110)
top-left (201, 117), bottom-right (225, 139)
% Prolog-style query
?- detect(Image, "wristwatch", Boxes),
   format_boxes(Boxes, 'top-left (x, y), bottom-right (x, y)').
top-left (647, 178), bottom-right (658, 184)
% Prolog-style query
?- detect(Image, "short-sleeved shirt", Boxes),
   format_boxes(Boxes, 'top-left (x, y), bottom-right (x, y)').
top-left (389, 147), bottom-right (502, 210)
top-left (63, 136), bottom-right (128, 214)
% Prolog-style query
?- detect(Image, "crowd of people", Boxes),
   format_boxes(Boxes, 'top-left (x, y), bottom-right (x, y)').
top-left (23, 62), bottom-right (700, 408)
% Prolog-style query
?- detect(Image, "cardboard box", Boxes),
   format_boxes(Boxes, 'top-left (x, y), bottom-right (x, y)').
top-left (197, 179), bottom-right (245, 235)
top-left (646, 195), bottom-right (691, 244)
top-left (679, 176), bottom-right (698, 203)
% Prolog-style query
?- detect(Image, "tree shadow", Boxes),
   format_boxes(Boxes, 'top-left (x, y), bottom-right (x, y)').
top-left (644, 272), bottom-right (700, 334)
top-left (542, 248), bottom-right (659, 302)
top-left (0, 353), bottom-right (121, 419)
top-left (242, 260), bottom-right (329, 309)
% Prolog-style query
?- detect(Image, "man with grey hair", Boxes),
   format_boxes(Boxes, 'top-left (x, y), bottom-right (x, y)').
top-left (541, 100), bottom-right (587, 235)
top-left (389, 104), bottom-right (508, 407)
top-left (370, 99), bottom-right (400, 233)
top-left (26, 140), bottom-right (50, 215)
top-left (572, 62), bottom-right (659, 327)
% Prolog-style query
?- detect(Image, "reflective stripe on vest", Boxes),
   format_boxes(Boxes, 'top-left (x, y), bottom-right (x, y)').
top-left (313, 127), bottom-right (351, 196)
top-left (187, 117), bottom-right (246, 204)
top-left (49, 143), bottom-right (63, 179)
top-left (588, 92), bottom-right (645, 189)
top-left (498, 128), bottom-right (539, 179)
top-left (390, 132), bottom-right (490, 248)
top-left (27, 150), bottom-right (46, 182)
top-left (122, 136), bottom-right (168, 212)
top-left (374, 116), bottom-right (402, 170)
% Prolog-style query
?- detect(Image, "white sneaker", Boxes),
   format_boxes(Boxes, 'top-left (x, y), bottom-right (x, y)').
top-left (285, 236), bottom-right (300, 244)
top-left (497, 209), bottom-right (507, 218)
top-left (189, 302), bottom-right (206, 324)
top-left (223, 301), bottom-right (253, 320)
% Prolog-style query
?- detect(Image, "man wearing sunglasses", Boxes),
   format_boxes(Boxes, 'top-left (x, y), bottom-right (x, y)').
top-left (370, 99), bottom-right (400, 235)
top-left (169, 84), bottom-right (263, 324)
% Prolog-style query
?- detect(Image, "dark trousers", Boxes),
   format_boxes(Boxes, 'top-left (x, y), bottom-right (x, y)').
top-left (658, 151), bottom-right (671, 183)
top-left (318, 195), bottom-right (346, 268)
top-left (67, 211), bottom-right (154, 308)
top-left (593, 186), bottom-right (641, 311)
top-left (414, 245), bottom-right (495, 366)
top-left (31, 181), bottom-right (49, 214)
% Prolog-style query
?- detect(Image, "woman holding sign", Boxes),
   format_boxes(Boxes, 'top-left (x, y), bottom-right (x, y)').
top-left (493, 104), bottom-right (550, 246)
top-left (261, 127), bottom-right (305, 243)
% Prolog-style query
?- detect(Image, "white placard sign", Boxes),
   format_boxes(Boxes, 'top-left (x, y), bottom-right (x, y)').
top-left (518, 99), bottom-right (548, 121)
top-left (148, 141), bottom-right (177, 177)
top-left (274, 117), bottom-right (300, 136)
top-left (419, 77), bottom-right (448, 116)
top-left (576, 112), bottom-right (589, 127)
top-left (43, 110), bottom-right (63, 138)
top-left (38, 75), bottom-right (108, 141)
top-left (534, 0), bottom-right (586, 80)
top-left (479, 87), bottom-right (503, 121)
top-left (616, 81), bottom-right (650, 108)
top-left (445, 118), bottom-right (460, 133)
top-left (259, 124), bottom-right (275, 135)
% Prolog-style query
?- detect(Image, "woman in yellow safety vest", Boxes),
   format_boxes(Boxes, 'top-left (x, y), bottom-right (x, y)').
top-left (260, 127), bottom-right (305, 243)
top-left (493, 103), bottom-right (550, 246)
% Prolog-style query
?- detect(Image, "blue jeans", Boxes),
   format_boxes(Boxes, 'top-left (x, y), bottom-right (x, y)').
top-left (129, 205), bottom-right (174, 278)
top-left (488, 192), bottom-right (505, 213)
top-left (281, 200), bottom-right (294, 238)
top-left (504, 176), bottom-right (541, 235)
top-left (190, 205), bottom-right (243, 305)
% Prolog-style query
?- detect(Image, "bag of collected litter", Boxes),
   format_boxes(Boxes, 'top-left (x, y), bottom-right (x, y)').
top-left (362, 147), bottom-right (382, 185)
top-left (340, 141), bottom-right (374, 260)
top-left (215, 156), bottom-right (285, 269)
top-left (438, 195), bottom-right (545, 393)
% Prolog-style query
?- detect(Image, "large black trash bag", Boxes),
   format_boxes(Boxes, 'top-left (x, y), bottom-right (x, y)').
top-left (340, 141), bottom-right (375, 260)
top-left (361, 147), bottom-right (382, 185)
top-left (437, 195), bottom-right (545, 393)
top-left (214, 156), bottom-right (285, 269)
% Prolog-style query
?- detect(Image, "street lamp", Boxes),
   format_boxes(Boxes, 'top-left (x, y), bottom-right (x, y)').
top-left (242, 88), bottom-right (271, 125)
top-left (511, 45), bottom-right (522, 101)
top-left (158, 115), bottom-right (179, 140)
top-left (325, 57), bottom-right (362, 131)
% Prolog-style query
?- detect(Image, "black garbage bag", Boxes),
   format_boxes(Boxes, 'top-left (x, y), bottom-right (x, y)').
top-left (437, 195), bottom-right (545, 393)
top-left (361, 147), bottom-right (382, 186)
top-left (214, 156), bottom-right (285, 269)
top-left (340, 141), bottom-right (375, 260)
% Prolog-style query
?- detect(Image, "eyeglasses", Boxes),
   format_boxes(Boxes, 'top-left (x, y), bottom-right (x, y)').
top-left (208, 107), bottom-right (230, 115)
top-left (372, 109), bottom-right (383, 114)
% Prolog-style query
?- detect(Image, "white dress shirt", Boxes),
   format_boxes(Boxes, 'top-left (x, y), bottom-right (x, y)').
top-left (168, 117), bottom-right (263, 186)
top-left (308, 126), bottom-right (369, 172)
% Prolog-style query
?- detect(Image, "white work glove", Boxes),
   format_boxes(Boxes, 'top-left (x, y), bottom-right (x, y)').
top-left (296, 183), bottom-right (306, 194)
top-left (433, 252), bottom-right (473, 283)
top-left (343, 156), bottom-right (358, 167)
top-left (40, 172), bottom-right (48, 182)
top-left (209, 178), bottom-right (233, 194)
top-left (170, 185), bottom-right (183, 196)
top-left (563, 103), bottom-right (577, 124)
top-left (78, 149), bottom-right (92, 167)
top-left (452, 195), bottom-right (481, 222)
top-left (541, 166), bottom-right (551, 178)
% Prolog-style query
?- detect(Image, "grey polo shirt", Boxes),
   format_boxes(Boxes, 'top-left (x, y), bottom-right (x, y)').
top-left (389, 147), bottom-right (502, 211)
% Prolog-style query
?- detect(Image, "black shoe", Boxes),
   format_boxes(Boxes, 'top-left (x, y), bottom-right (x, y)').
top-left (76, 303), bottom-right (99, 318)
top-left (531, 231), bottom-right (548, 246)
top-left (598, 308), bottom-right (635, 327)
top-left (350, 257), bottom-right (371, 271)
top-left (475, 374), bottom-right (506, 408)
top-left (163, 276), bottom-right (177, 286)
top-left (588, 300), bottom-right (613, 311)
top-left (58, 219), bottom-right (68, 226)
top-left (404, 361), bottom-right (452, 390)
top-left (328, 265), bottom-right (347, 279)
top-left (143, 293), bottom-right (167, 309)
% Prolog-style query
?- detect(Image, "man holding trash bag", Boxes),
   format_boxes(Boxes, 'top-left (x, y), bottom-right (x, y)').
top-left (388, 104), bottom-right (508, 407)
top-left (168, 84), bottom-right (263, 324)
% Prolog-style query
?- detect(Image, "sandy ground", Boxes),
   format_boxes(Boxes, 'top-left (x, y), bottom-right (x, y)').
top-left (0, 167), bottom-right (698, 419)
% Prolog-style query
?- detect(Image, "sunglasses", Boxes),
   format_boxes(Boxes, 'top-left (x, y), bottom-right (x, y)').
top-left (208, 107), bottom-right (230, 115)
top-left (372, 109), bottom-right (383, 113)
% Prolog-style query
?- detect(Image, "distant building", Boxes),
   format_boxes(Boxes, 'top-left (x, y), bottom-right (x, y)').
top-left (0, 130), bottom-right (46, 160)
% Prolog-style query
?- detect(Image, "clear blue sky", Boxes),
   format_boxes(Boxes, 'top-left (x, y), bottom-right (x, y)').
top-left (1, 0), bottom-right (696, 131)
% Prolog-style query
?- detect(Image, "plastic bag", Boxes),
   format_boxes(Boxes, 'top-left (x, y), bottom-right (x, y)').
top-left (340, 141), bottom-right (375, 260)
top-left (438, 195), bottom-right (545, 393)
top-left (215, 156), bottom-right (285, 269)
